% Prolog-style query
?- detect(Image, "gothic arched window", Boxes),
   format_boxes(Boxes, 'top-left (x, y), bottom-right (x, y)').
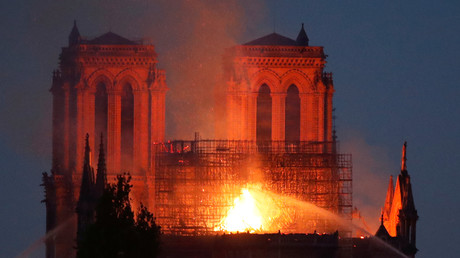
top-left (121, 83), bottom-right (134, 171)
top-left (256, 84), bottom-right (272, 146)
top-left (285, 84), bottom-right (300, 143)
top-left (95, 82), bottom-right (108, 154)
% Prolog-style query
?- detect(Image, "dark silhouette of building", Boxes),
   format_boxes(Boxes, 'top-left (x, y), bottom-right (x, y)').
top-left (375, 142), bottom-right (418, 257)
top-left (76, 134), bottom-right (107, 241)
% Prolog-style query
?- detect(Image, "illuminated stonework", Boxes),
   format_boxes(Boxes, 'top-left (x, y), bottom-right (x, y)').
top-left (45, 21), bottom-right (167, 258)
top-left (224, 24), bottom-right (334, 143)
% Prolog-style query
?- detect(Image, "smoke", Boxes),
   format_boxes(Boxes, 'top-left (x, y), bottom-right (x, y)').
top-left (88, 0), bottom-right (268, 140)
top-left (339, 130), bottom-right (396, 234)
top-left (149, 0), bottom-right (265, 139)
top-left (0, 0), bottom-right (267, 160)
top-left (0, 2), bottom-right (267, 255)
top-left (101, 0), bottom-right (266, 139)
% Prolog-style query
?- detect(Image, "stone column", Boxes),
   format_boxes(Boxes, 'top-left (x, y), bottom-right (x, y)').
top-left (247, 93), bottom-right (257, 141)
top-left (107, 89), bottom-right (121, 174)
top-left (271, 93), bottom-right (286, 141)
top-left (149, 91), bottom-right (158, 143)
top-left (157, 91), bottom-right (166, 142)
top-left (226, 93), bottom-right (235, 139)
top-left (234, 95), bottom-right (242, 140)
top-left (317, 91), bottom-right (325, 142)
top-left (233, 94), bottom-right (245, 140)
top-left (299, 93), bottom-right (308, 142)
top-left (150, 90), bottom-right (166, 143)
top-left (133, 89), bottom-right (149, 174)
top-left (241, 93), bottom-right (248, 140)
top-left (326, 90), bottom-right (334, 142)
top-left (307, 93), bottom-right (317, 141)
top-left (75, 87), bottom-right (86, 173)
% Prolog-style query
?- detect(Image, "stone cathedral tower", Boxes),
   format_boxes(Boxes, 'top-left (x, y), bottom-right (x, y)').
top-left (224, 24), bottom-right (334, 144)
top-left (43, 22), bottom-right (167, 258)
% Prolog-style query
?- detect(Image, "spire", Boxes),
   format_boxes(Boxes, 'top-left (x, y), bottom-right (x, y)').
top-left (78, 134), bottom-right (95, 205)
top-left (399, 140), bottom-right (416, 213)
top-left (398, 142), bottom-right (418, 255)
top-left (296, 23), bottom-right (309, 46)
top-left (401, 141), bottom-right (407, 172)
top-left (403, 179), bottom-right (416, 212)
top-left (84, 133), bottom-right (92, 169)
top-left (77, 134), bottom-right (98, 242)
top-left (375, 208), bottom-right (391, 239)
top-left (69, 20), bottom-right (81, 46)
top-left (95, 133), bottom-right (107, 197)
top-left (380, 210), bottom-right (384, 225)
top-left (82, 134), bottom-right (94, 184)
top-left (383, 175), bottom-right (394, 218)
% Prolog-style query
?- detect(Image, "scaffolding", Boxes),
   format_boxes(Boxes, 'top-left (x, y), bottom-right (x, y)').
top-left (153, 140), bottom-right (352, 236)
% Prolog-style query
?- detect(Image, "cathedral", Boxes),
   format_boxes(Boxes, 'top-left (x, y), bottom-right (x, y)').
top-left (43, 22), bottom-right (418, 257)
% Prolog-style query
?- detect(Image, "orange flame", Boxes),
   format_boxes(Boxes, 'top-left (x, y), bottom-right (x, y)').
top-left (215, 188), bottom-right (263, 233)
top-left (214, 186), bottom-right (288, 233)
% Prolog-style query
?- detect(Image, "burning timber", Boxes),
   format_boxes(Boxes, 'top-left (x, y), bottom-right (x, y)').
top-left (153, 139), bottom-right (352, 237)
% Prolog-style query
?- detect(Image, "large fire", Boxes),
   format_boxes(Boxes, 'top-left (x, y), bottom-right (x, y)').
top-left (213, 186), bottom-right (347, 235)
top-left (215, 189), bottom-right (263, 233)
top-left (214, 186), bottom-right (285, 233)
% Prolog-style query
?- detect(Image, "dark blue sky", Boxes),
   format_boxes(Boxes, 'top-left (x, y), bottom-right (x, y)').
top-left (1, 1), bottom-right (459, 257)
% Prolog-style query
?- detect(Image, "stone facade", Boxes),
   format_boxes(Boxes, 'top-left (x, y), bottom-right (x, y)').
top-left (224, 25), bottom-right (334, 143)
top-left (45, 21), bottom-right (167, 258)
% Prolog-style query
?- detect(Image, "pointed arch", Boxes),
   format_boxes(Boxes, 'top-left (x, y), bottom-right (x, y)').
top-left (280, 69), bottom-right (314, 93)
top-left (86, 69), bottom-right (115, 91)
top-left (115, 68), bottom-right (143, 91)
top-left (249, 69), bottom-right (281, 93)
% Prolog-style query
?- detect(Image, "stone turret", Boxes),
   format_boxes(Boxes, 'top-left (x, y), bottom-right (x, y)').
top-left (378, 142), bottom-right (418, 257)
top-left (296, 23), bottom-right (309, 46)
top-left (95, 134), bottom-right (107, 199)
top-left (68, 20), bottom-right (81, 46)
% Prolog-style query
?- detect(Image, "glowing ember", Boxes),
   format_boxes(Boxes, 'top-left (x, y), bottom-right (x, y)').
top-left (215, 188), bottom-right (264, 233)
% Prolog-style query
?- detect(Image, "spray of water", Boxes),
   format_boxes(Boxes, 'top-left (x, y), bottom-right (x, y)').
top-left (19, 187), bottom-right (408, 257)
top-left (246, 186), bottom-right (409, 258)
top-left (16, 214), bottom-right (76, 258)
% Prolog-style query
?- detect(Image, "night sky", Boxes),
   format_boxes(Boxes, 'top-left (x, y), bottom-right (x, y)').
top-left (1, 1), bottom-right (459, 257)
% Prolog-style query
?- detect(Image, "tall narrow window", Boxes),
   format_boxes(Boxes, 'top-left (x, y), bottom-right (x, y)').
top-left (95, 82), bottom-right (108, 157)
top-left (121, 83), bottom-right (134, 171)
top-left (285, 84), bottom-right (300, 143)
top-left (256, 84), bottom-right (272, 147)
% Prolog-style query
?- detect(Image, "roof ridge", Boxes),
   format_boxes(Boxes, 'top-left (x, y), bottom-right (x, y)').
top-left (244, 32), bottom-right (297, 46)
top-left (84, 31), bottom-right (138, 45)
